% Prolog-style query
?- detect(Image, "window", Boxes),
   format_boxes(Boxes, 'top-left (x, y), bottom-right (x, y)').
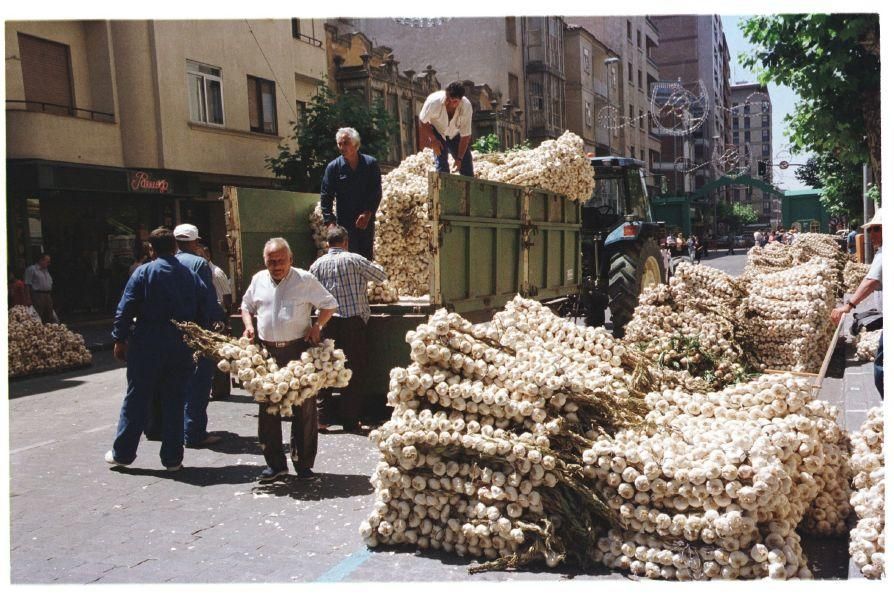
top-left (637, 69), bottom-right (642, 89)
top-left (291, 18), bottom-right (322, 46)
top-left (585, 100), bottom-right (593, 127)
top-left (18, 33), bottom-right (75, 115)
top-left (639, 109), bottom-right (644, 130)
top-left (762, 129), bottom-right (770, 141)
top-left (744, 116), bottom-right (751, 129)
top-left (761, 115), bottom-right (770, 127)
top-left (733, 119), bottom-right (739, 130)
top-left (247, 75), bottom-right (277, 134)
top-left (744, 103), bottom-right (750, 114)
top-left (637, 30), bottom-right (642, 48)
top-left (762, 144), bottom-right (771, 156)
top-left (583, 47), bottom-right (591, 74)
top-left (627, 20), bottom-right (632, 40)
top-left (506, 17), bottom-right (517, 44)
top-left (630, 145), bottom-right (635, 158)
top-left (296, 100), bottom-right (307, 122)
top-left (745, 130), bottom-right (751, 142)
top-left (187, 60), bottom-right (224, 125)
top-left (629, 104), bottom-right (634, 120)
top-left (508, 73), bottom-right (520, 107)
top-left (640, 149), bottom-right (645, 161)
top-left (733, 131), bottom-right (739, 144)
top-left (628, 62), bottom-right (633, 83)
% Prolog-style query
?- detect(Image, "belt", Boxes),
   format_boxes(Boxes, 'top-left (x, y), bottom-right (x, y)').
top-left (259, 339), bottom-right (299, 348)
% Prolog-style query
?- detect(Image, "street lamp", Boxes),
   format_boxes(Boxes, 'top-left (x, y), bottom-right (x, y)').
top-left (604, 56), bottom-right (620, 155)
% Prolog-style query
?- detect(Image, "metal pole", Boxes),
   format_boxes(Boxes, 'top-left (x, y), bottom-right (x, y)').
top-left (862, 163), bottom-right (873, 262)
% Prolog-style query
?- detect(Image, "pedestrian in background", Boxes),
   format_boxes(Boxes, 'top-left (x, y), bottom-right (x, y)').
top-left (320, 127), bottom-right (382, 259)
top-left (310, 226), bottom-right (388, 432)
top-left (418, 81), bottom-right (475, 177)
top-left (174, 224), bottom-right (226, 448)
top-left (241, 238), bottom-right (338, 482)
top-left (105, 227), bottom-right (212, 471)
top-left (25, 253), bottom-right (55, 323)
top-left (847, 222), bottom-right (859, 254)
top-left (198, 244), bottom-right (232, 314)
top-left (8, 268), bottom-right (31, 308)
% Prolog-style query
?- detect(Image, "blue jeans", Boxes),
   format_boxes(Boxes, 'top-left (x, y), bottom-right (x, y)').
top-left (875, 334), bottom-right (884, 398)
top-left (112, 330), bottom-right (193, 467)
top-left (432, 129), bottom-right (474, 177)
top-left (184, 356), bottom-right (215, 445)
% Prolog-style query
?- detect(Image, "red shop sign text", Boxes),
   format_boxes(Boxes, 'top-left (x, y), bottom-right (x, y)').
top-left (129, 171), bottom-right (170, 194)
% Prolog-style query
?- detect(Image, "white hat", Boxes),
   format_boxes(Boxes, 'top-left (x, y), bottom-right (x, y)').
top-left (173, 223), bottom-right (200, 241)
top-left (862, 208), bottom-right (883, 229)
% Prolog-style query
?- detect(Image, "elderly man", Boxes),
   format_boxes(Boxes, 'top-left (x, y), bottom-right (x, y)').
top-left (831, 208), bottom-right (883, 397)
top-left (418, 80), bottom-right (475, 177)
top-left (310, 226), bottom-right (387, 432)
top-left (25, 253), bottom-right (55, 323)
top-left (320, 127), bottom-right (382, 259)
top-left (241, 238), bottom-right (338, 481)
top-left (173, 224), bottom-right (226, 448)
top-left (105, 228), bottom-right (211, 471)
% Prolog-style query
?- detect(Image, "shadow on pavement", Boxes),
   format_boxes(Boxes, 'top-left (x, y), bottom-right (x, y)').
top-left (191, 431), bottom-right (262, 456)
top-left (801, 533), bottom-right (850, 579)
top-left (254, 472), bottom-right (373, 500)
top-left (109, 463), bottom-right (261, 486)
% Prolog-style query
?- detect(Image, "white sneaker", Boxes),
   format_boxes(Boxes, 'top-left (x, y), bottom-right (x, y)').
top-left (104, 450), bottom-right (129, 467)
top-left (165, 463), bottom-right (183, 472)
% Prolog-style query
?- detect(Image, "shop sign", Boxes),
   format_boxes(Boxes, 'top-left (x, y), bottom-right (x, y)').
top-left (128, 171), bottom-right (171, 194)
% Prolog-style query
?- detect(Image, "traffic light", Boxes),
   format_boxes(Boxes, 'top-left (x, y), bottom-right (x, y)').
top-left (757, 160), bottom-right (767, 176)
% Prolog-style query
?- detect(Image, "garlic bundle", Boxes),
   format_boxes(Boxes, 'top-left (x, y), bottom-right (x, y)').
top-left (855, 329), bottom-right (883, 362)
top-left (848, 406), bottom-right (885, 579)
top-left (174, 322), bottom-right (351, 417)
top-left (844, 259), bottom-right (871, 294)
top-left (309, 201), bottom-right (331, 257)
top-left (7, 306), bottom-right (92, 377)
top-left (585, 373), bottom-right (850, 579)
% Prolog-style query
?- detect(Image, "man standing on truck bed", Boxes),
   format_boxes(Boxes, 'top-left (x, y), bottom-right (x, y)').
top-left (418, 81), bottom-right (474, 177)
top-left (320, 127), bottom-right (382, 260)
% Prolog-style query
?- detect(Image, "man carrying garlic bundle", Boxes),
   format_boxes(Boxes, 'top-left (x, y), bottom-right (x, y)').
top-left (320, 127), bottom-right (382, 260)
top-left (241, 237), bottom-right (338, 482)
top-left (310, 226), bottom-right (387, 432)
top-left (831, 208), bottom-right (883, 397)
top-left (418, 80), bottom-right (474, 177)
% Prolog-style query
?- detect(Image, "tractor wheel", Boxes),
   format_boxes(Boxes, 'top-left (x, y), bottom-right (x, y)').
top-left (607, 239), bottom-right (665, 337)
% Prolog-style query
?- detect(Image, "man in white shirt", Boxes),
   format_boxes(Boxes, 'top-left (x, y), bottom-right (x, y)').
top-left (25, 253), bottom-right (56, 323)
top-left (418, 81), bottom-right (475, 177)
top-left (241, 238), bottom-right (338, 482)
top-left (198, 245), bottom-right (232, 313)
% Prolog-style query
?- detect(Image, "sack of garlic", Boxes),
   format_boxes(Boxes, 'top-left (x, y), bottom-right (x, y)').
top-left (848, 406), bottom-right (885, 579)
top-left (173, 321), bottom-right (351, 418)
top-left (7, 305), bottom-right (92, 377)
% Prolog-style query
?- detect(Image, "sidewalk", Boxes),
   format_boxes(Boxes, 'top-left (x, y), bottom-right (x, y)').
top-left (68, 319), bottom-right (115, 352)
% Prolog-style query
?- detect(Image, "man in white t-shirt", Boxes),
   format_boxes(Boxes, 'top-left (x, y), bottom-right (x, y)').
top-left (241, 238), bottom-right (338, 482)
top-left (418, 81), bottom-right (475, 177)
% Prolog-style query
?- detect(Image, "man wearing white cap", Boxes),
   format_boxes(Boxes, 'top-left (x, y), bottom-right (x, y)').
top-left (831, 208), bottom-right (883, 397)
top-left (173, 224), bottom-right (227, 446)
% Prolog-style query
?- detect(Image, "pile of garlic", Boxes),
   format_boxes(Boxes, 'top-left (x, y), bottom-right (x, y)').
top-left (474, 131), bottom-right (595, 202)
top-left (854, 329), bottom-right (883, 362)
top-left (848, 406), bottom-right (885, 579)
top-left (361, 297), bottom-right (659, 572)
top-left (174, 322), bottom-right (351, 417)
top-left (7, 306), bottom-right (92, 377)
top-left (309, 201), bottom-right (330, 257)
top-left (587, 373), bottom-right (851, 579)
top-left (625, 263), bottom-right (749, 387)
top-left (737, 258), bottom-right (839, 372)
top-left (844, 259), bottom-right (871, 294)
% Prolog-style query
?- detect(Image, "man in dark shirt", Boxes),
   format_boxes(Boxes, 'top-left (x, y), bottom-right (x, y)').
top-left (320, 127), bottom-right (382, 259)
top-left (105, 227), bottom-right (211, 471)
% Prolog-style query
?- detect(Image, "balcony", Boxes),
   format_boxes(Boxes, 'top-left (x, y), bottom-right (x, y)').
top-left (7, 99), bottom-right (114, 122)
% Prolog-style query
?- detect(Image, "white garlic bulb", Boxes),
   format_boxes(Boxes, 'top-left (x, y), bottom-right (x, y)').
top-left (7, 306), bottom-right (92, 377)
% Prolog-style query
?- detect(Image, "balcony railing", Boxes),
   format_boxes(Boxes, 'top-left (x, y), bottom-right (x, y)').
top-left (7, 100), bottom-right (115, 122)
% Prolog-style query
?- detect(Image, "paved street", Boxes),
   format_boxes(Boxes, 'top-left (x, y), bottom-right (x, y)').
top-left (7, 251), bottom-right (881, 584)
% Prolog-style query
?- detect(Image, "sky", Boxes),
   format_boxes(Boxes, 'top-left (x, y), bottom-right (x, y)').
top-left (720, 16), bottom-right (812, 191)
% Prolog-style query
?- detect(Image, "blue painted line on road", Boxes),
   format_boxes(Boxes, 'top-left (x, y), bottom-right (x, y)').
top-left (316, 547), bottom-right (372, 582)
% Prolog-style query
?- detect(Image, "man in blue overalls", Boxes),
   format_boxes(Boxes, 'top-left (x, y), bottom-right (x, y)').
top-left (173, 223), bottom-right (226, 448)
top-left (418, 81), bottom-right (475, 177)
top-left (105, 227), bottom-right (212, 470)
top-left (320, 127), bottom-right (382, 259)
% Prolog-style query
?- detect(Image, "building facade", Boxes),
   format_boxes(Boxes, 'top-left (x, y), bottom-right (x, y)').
top-left (730, 82), bottom-right (779, 225)
top-left (6, 19), bottom-right (327, 319)
top-left (649, 14), bottom-right (732, 227)
top-left (563, 25), bottom-right (618, 155)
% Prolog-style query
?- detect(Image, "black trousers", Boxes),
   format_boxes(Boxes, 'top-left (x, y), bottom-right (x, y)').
top-left (319, 316), bottom-right (367, 426)
top-left (258, 340), bottom-right (318, 471)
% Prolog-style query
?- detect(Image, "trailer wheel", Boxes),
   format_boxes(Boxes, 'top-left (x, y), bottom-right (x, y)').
top-left (607, 239), bottom-right (665, 337)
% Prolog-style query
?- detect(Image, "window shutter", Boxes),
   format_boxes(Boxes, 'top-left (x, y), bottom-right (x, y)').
top-left (247, 76), bottom-right (260, 130)
top-left (18, 33), bottom-right (73, 112)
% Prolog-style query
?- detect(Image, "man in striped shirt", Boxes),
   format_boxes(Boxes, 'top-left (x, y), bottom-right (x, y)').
top-left (310, 226), bottom-right (387, 432)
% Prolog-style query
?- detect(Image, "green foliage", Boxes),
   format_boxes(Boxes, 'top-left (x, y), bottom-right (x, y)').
top-left (266, 84), bottom-right (399, 191)
top-left (507, 139), bottom-right (533, 152)
top-left (866, 183), bottom-right (880, 206)
top-left (731, 202), bottom-right (759, 225)
top-left (795, 155), bottom-right (863, 217)
top-left (472, 133), bottom-right (501, 154)
top-left (741, 14), bottom-right (880, 183)
top-left (717, 201), bottom-right (758, 232)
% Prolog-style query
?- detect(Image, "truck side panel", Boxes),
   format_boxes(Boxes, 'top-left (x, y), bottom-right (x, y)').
top-left (527, 188), bottom-right (581, 299)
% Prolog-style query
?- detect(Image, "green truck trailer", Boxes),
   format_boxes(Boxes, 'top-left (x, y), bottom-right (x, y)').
top-left (782, 189), bottom-right (829, 233)
top-left (222, 172), bottom-right (581, 400)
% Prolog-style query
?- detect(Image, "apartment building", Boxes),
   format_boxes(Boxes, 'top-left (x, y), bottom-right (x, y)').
top-left (563, 25), bottom-right (618, 155)
top-left (649, 14), bottom-right (732, 220)
top-left (6, 19), bottom-right (327, 319)
top-left (730, 82), bottom-right (779, 225)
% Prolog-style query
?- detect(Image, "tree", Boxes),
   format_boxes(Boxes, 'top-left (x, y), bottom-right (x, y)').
top-left (266, 84), bottom-right (398, 191)
top-left (717, 200), bottom-right (758, 233)
top-left (795, 155), bottom-right (863, 218)
top-left (741, 14), bottom-right (880, 186)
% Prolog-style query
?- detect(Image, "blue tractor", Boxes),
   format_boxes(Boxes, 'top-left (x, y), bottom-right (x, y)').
top-left (575, 156), bottom-right (668, 335)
